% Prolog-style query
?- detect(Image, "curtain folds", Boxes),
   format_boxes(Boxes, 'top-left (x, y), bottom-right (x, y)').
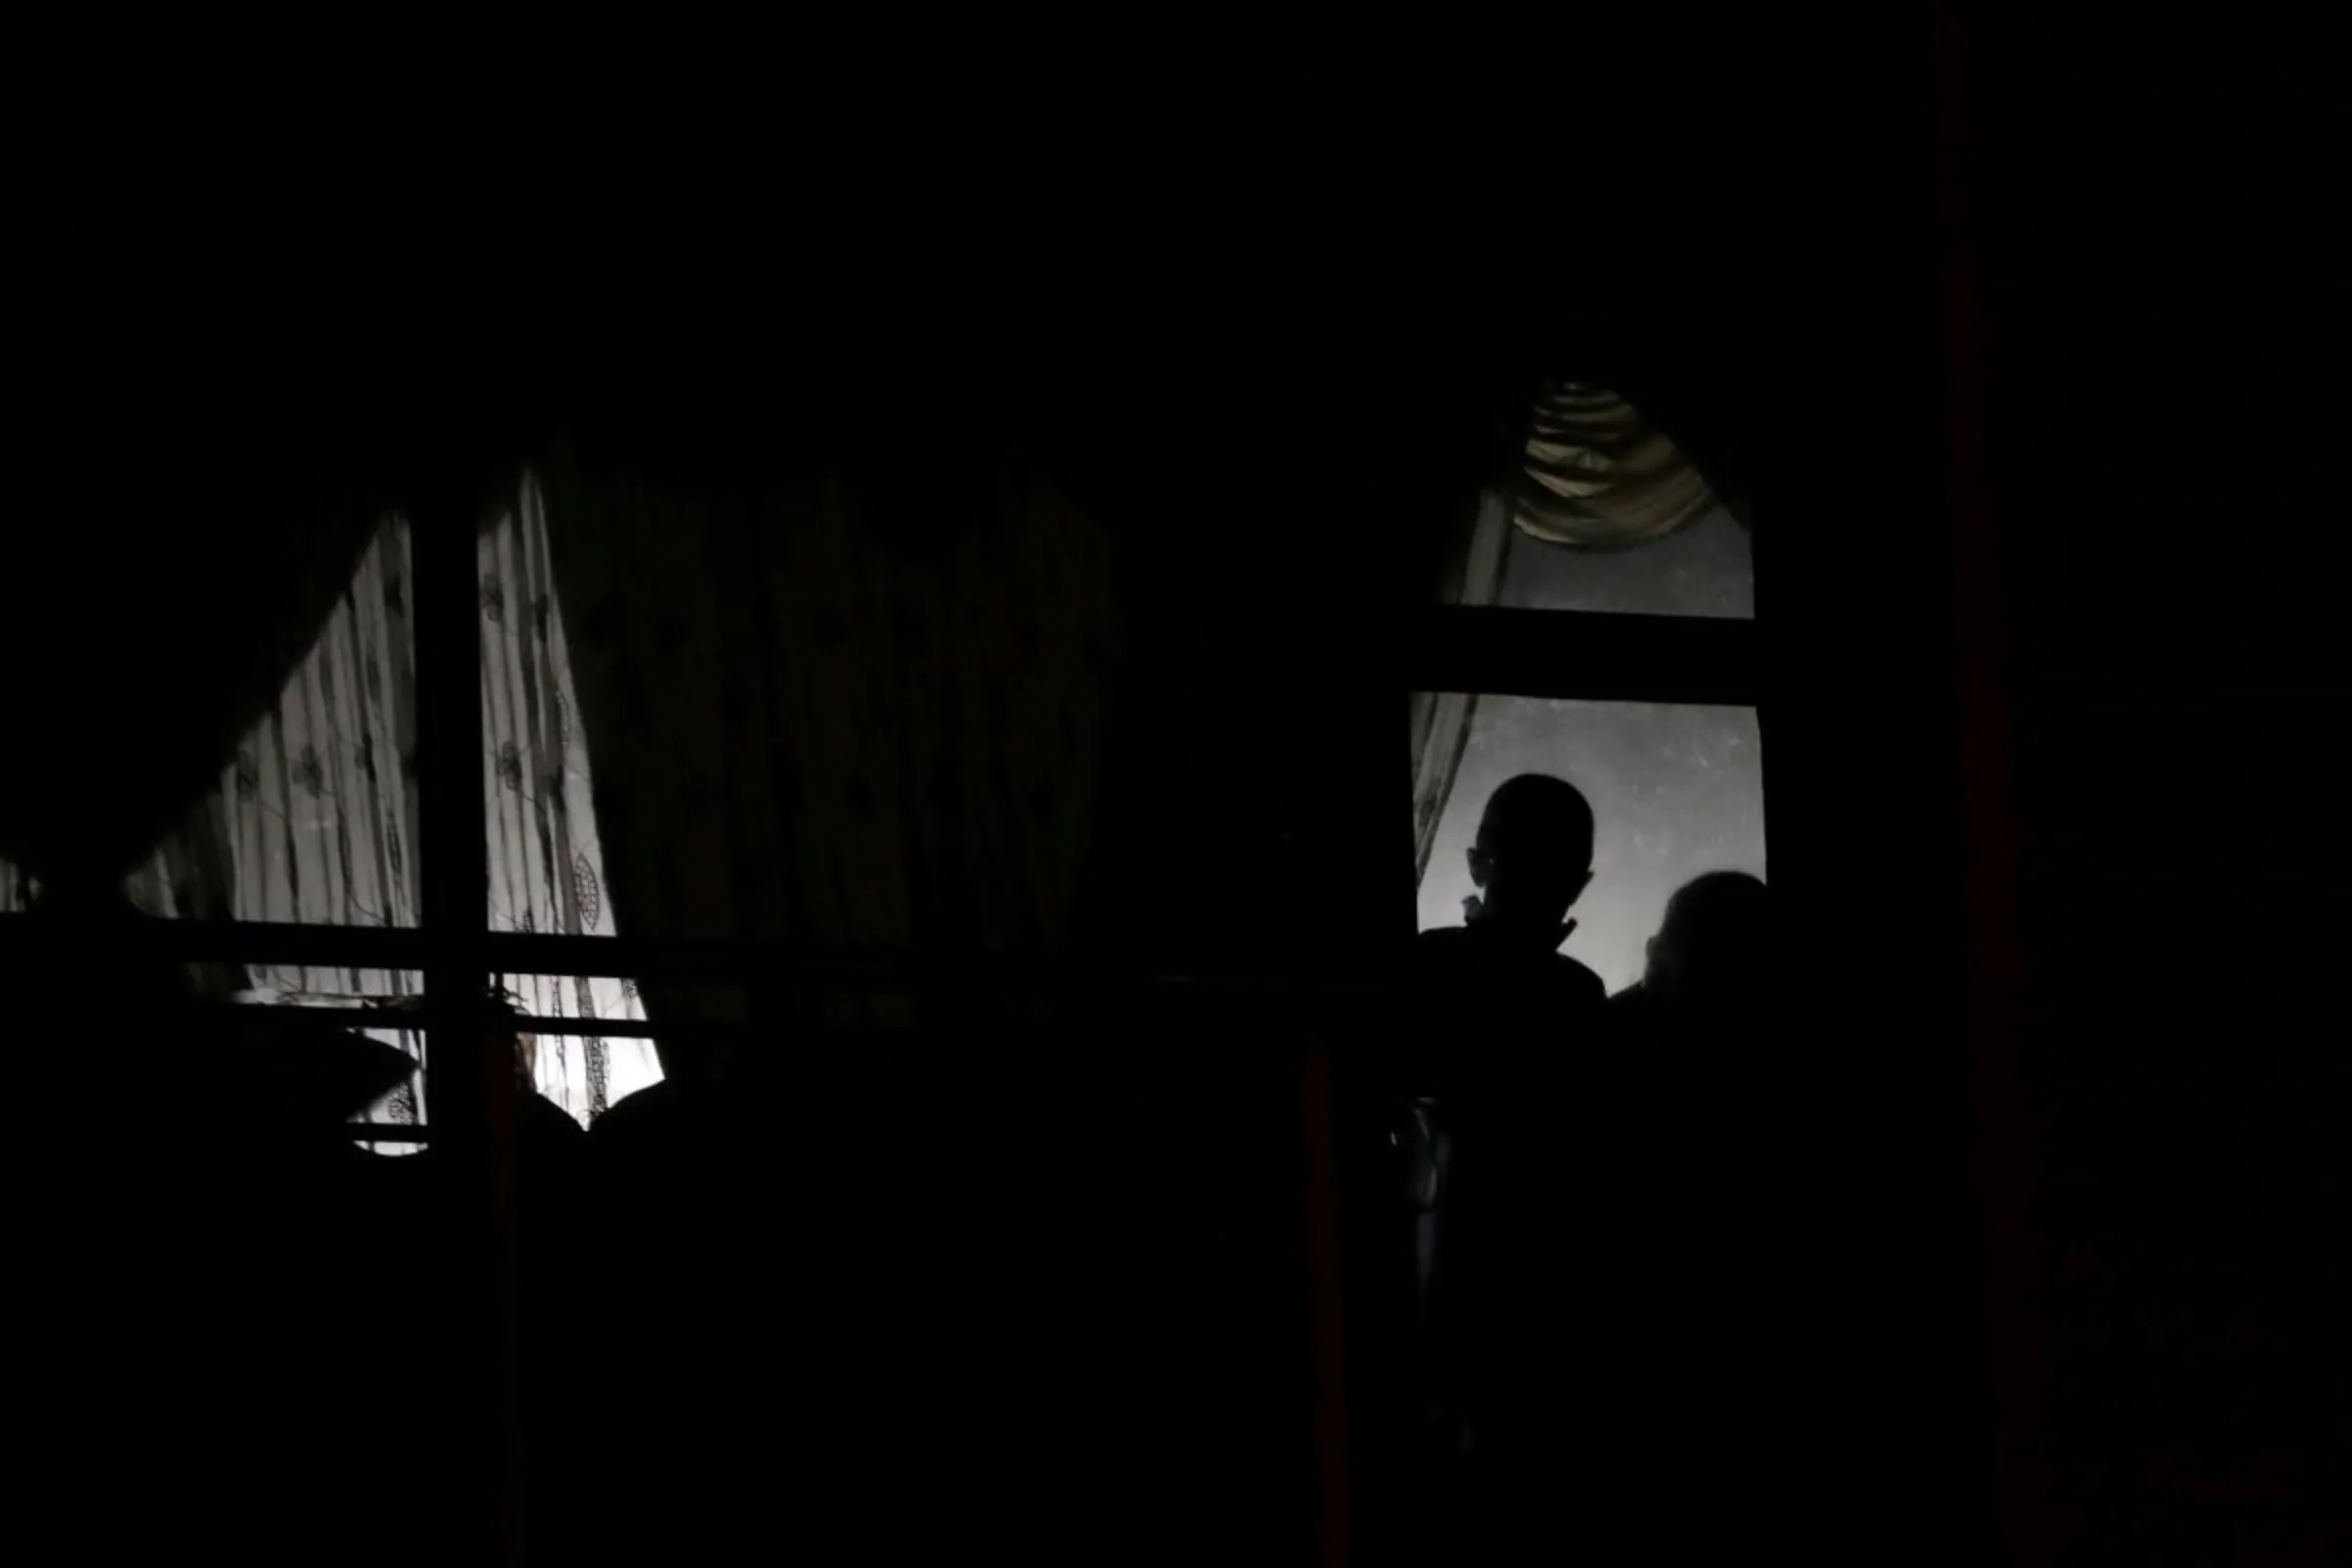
top-left (534, 444), bottom-right (1124, 1078)
top-left (483, 483), bottom-right (659, 1119)
top-left (1501, 379), bottom-right (1722, 551)
top-left (0, 481), bottom-right (381, 907)
top-left (138, 491), bottom-right (658, 1125)
top-left (1410, 493), bottom-right (1515, 884)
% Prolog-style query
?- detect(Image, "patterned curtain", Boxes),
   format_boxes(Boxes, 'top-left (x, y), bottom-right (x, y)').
top-left (480, 483), bottom-right (657, 1119)
top-left (137, 483), bottom-right (660, 1126)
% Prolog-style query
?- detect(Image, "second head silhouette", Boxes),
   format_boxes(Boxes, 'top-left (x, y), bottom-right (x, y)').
top-left (1638, 869), bottom-right (1769, 1003)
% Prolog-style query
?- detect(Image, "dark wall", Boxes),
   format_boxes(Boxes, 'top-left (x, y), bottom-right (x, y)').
top-left (1740, 25), bottom-right (1997, 1564)
top-left (1974, 18), bottom-right (2351, 1561)
top-left (58, 32), bottom-right (2287, 1562)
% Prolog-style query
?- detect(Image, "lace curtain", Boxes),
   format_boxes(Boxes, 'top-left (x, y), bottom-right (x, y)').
top-left (132, 482), bottom-right (660, 1125)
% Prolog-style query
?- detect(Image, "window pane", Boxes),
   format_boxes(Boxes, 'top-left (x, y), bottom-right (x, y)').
top-left (493, 972), bottom-right (662, 1125)
top-left (0, 858), bottom-right (30, 911)
top-left (133, 517), bottom-right (420, 928)
top-left (1412, 695), bottom-right (1765, 993)
top-left (231, 966), bottom-right (426, 1007)
top-left (1496, 504), bottom-right (1754, 619)
top-left (125, 479), bottom-right (635, 956)
top-left (480, 485), bottom-right (664, 1123)
top-left (1437, 381), bottom-right (1753, 619)
top-left (228, 971), bottom-right (429, 1147)
top-left (481, 480), bottom-right (624, 949)
top-left (110, 482), bottom-right (662, 1120)
top-left (229, 970), bottom-right (660, 1135)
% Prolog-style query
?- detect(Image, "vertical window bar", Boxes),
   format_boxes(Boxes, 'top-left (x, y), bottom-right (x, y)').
top-left (414, 478), bottom-right (527, 1566)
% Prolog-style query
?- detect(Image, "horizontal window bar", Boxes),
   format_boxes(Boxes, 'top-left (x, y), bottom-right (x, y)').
top-left (0, 920), bottom-right (1415, 999)
top-left (0, 916), bottom-right (433, 970)
top-left (1406, 606), bottom-right (1764, 706)
top-left (354, 1123), bottom-right (431, 1144)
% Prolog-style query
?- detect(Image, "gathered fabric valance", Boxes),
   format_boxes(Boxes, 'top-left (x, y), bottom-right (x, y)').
top-left (1499, 379), bottom-right (1723, 551)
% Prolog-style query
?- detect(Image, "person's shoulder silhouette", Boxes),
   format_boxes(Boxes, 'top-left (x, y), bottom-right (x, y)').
top-left (1600, 870), bottom-right (1780, 1520)
top-left (1414, 922), bottom-right (1604, 1003)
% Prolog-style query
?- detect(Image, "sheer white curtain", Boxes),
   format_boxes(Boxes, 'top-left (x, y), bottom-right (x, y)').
top-left (480, 478), bottom-right (660, 1118)
top-left (137, 478), bottom-right (661, 1125)
top-left (1410, 492), bottom-right (1514, 882)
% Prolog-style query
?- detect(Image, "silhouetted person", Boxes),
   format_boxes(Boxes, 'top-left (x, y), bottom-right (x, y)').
top-left (1611, 868), bottom-right (1770, 1031)
top-left (1600, 870), bottom-right (1784, 1555)
top-left (1608, 870), bottom-right (1776, 1268)
top-left (1414, 772), bottom-right (1605, 1038)
top-left (1403, 771), bottom-right (1605, 1155)
top-left (1397, 773), bottom-right (1608, 1558)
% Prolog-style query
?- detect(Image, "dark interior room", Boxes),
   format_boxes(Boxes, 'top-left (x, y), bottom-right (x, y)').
top-left (3, 15), bottom-right (2343, 1565)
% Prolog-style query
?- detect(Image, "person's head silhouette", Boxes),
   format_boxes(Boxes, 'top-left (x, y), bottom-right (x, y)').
top-left (1642, 870), bottom-right (1769, 998)
top-left (1464, 773), bottom-right (1595, 945)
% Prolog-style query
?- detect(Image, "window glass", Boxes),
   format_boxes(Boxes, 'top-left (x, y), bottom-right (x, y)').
top-left (228, 971), bottom-right (658, 1135)
top-left (1497, 505), bottom-right (1754, 619)
top-left (1413, 695), bottom-right (1765, 993)
top-left (1436, 379), bottom-right (1752, 619)
top-left (132, 517), bottom-right (420, 928)
top-left (493, 972), bottom-right (661, 1125)
top-left (121, 486), bottom-right (661, 1126)
top-left (481, 483), bottom-right (623, 952)
top-left (132, 484), bottom-right (634, 945)
top-left (225, 972), bottom-right (429, 1149)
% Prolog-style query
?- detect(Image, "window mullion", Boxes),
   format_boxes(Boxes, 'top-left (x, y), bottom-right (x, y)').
top-left (1406, 606), bottom-right (1765, 706)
